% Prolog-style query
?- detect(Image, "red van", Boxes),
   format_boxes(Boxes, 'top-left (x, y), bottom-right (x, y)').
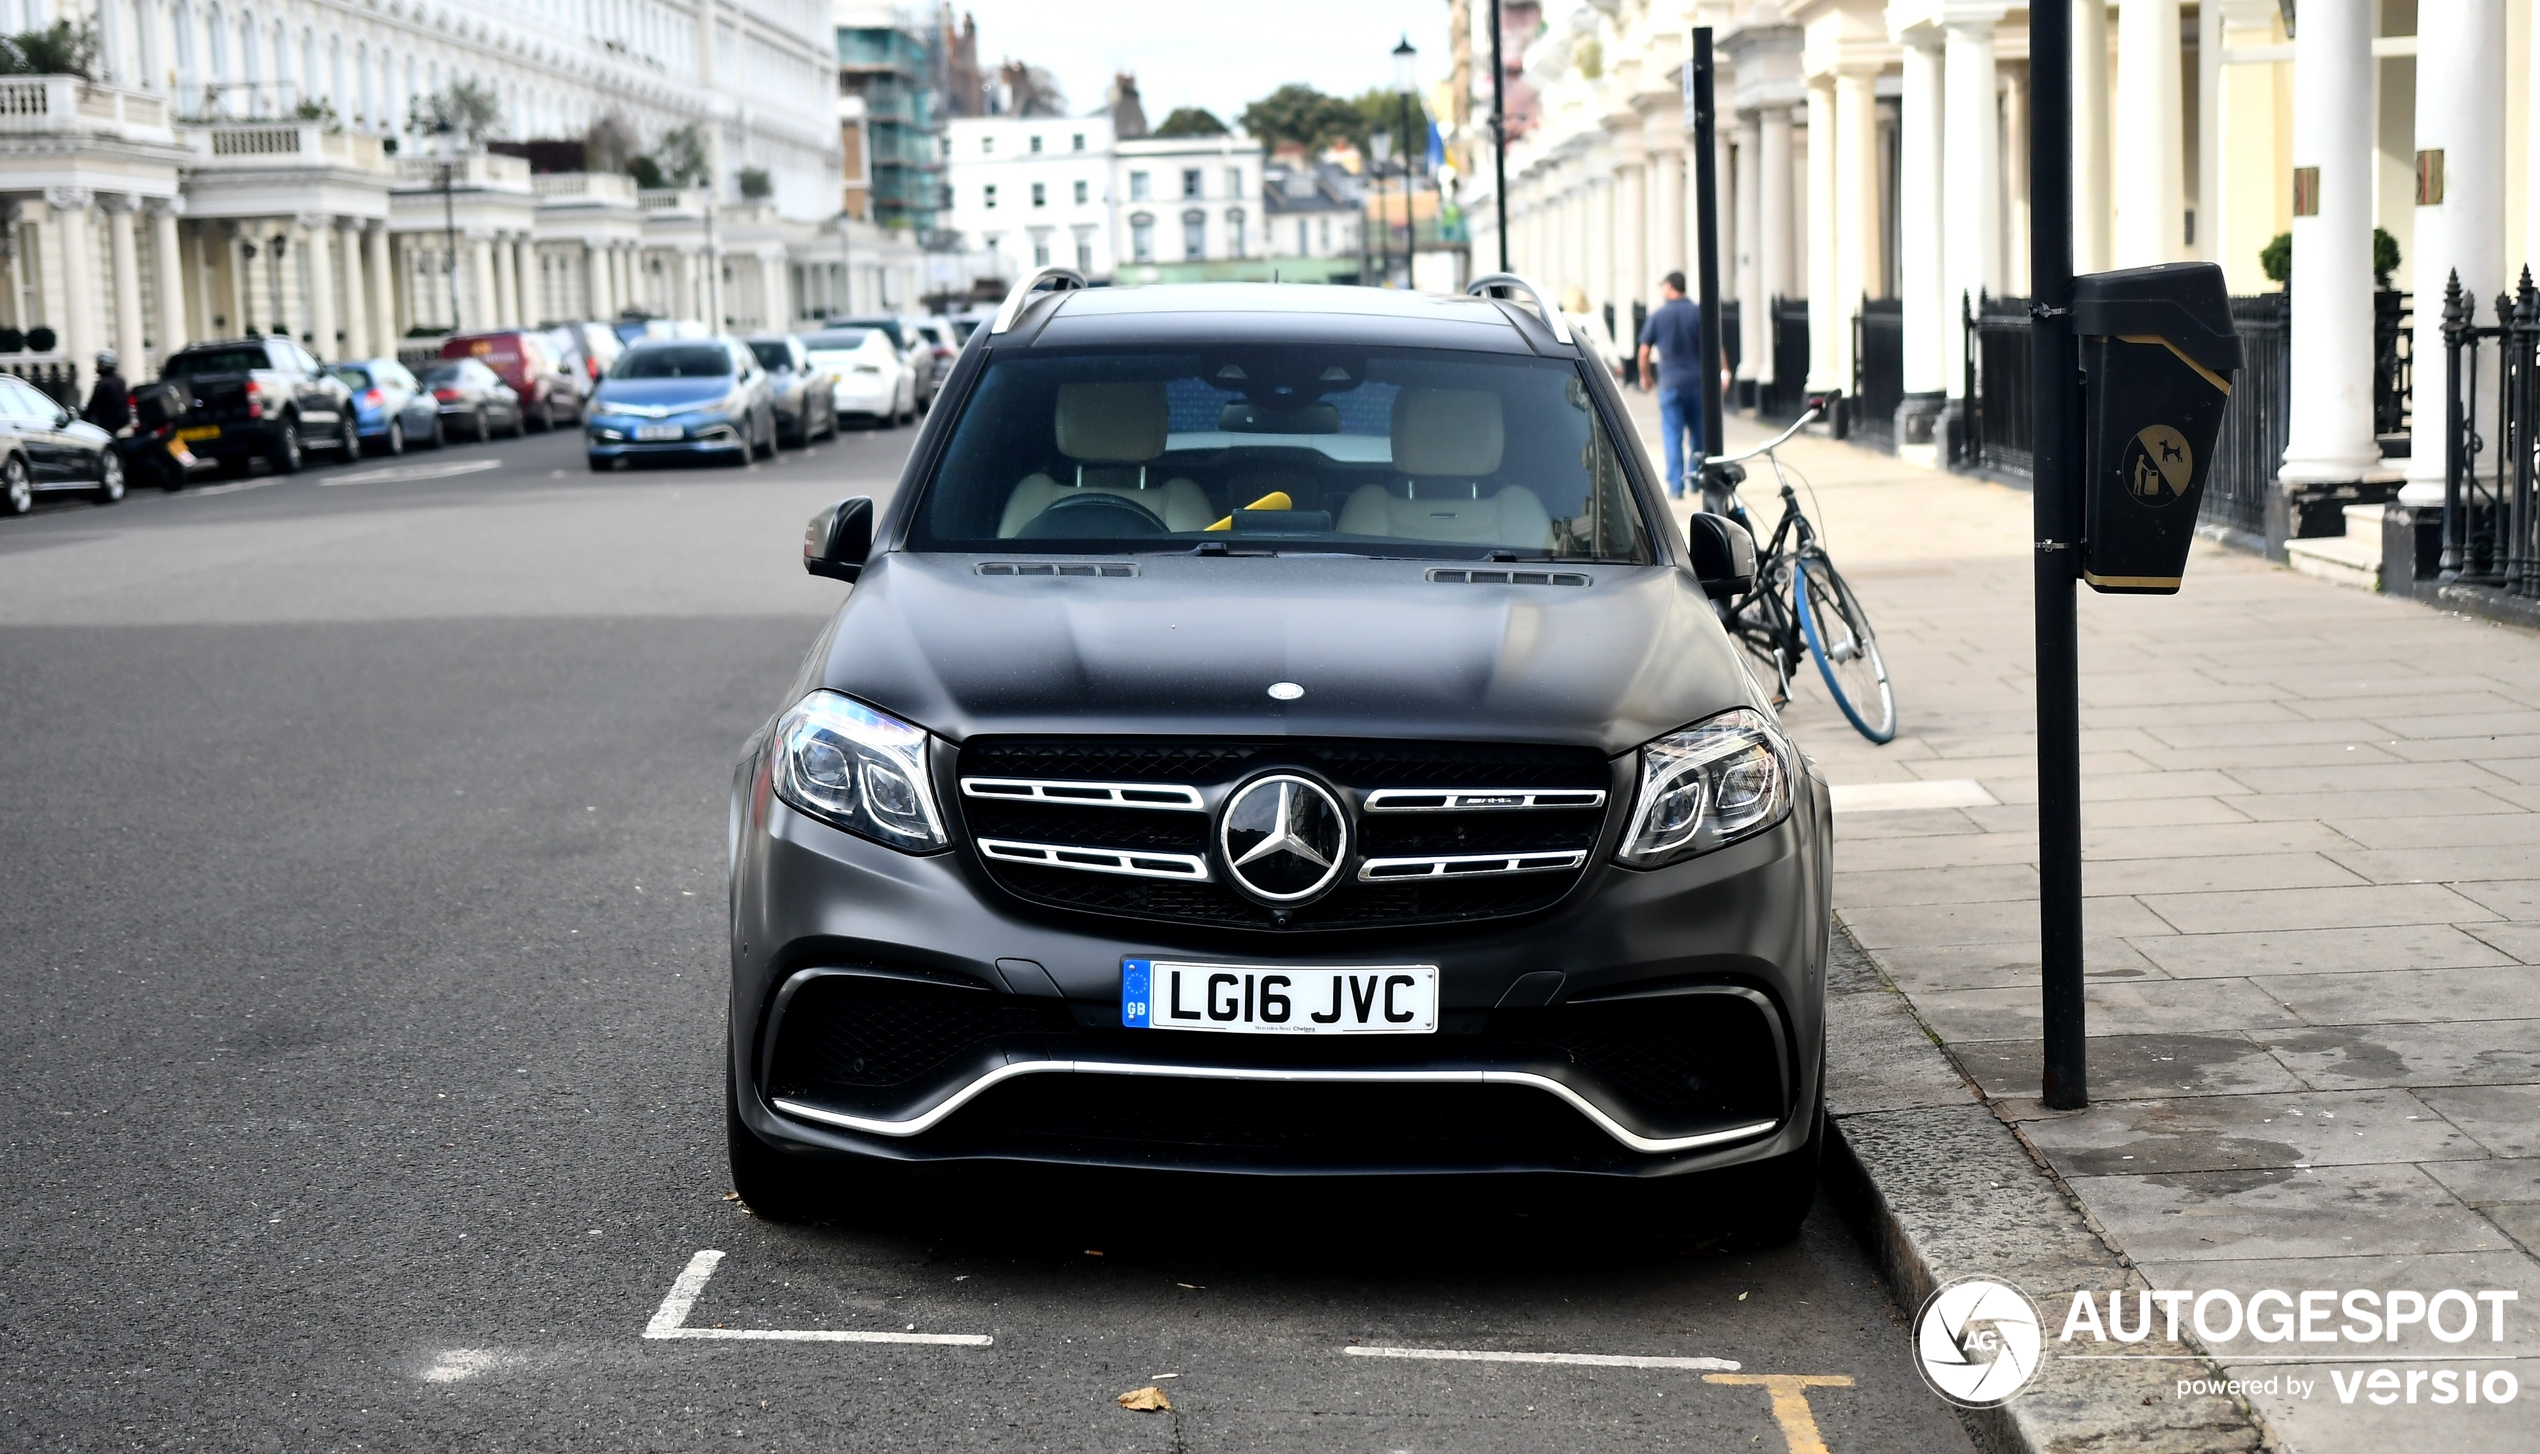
top-left (438, 331), bottom-right (585, 431)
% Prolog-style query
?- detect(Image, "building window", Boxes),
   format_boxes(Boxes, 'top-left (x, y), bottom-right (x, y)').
top-left (1030, 134), bottom-right (1043, 153)
top-left (1225, 208), bottom-right (1244, 258)
top-left (1226, 167), bottom-right (1241, 199)
top-left (1130, 213), bottom-right (1154, 263)
top-left (1031, 231), bottom-right (1050, 267)
top-left (983, 184), bottom-right (997, 209)
top-left (1318, 217), bottom-right (1330, 252)
top-left (1074, 226), bottom-right (1094, 271)
top-left (1181, 168), bottom-right (1202, 199)
top-left (1071, 132), bottom-right (1085, 151)
top-left (1129, 171), bottom-right (1149, 201)
top-left (1182, 209), bottom-right (1206, 260)
top-left (982, 135), bottom-right (994, 154)
top-left (1073, 178), bottom-right (1089, 206)
top-left (1298, 218), bottom-right (1310, 254)
top-left (1031, 181), bottom-right (1046, 208)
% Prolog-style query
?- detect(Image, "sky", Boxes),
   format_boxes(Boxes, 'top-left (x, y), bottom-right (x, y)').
top-left (945, 0), bottom-right (1456, 127)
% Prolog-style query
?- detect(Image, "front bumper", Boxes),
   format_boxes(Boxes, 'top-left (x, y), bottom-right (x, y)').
top-left (586, 415), bottom-right (748, 462)
top-left (175, 418), bottom-right (283, 459)
top-left (728, 748), bottom-right (1834, 1179)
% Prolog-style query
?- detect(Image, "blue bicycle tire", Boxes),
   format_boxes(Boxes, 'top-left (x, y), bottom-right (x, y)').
top-left (1795, 554), bottom-right (1898, 743)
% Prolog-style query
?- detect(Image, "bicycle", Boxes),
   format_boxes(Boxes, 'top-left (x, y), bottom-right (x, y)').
top-left (1697, 407), bottom-right (1898, 744)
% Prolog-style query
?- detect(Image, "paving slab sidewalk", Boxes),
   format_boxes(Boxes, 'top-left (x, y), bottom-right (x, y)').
top-left (1645, 399), bottom-right (2540, 1454)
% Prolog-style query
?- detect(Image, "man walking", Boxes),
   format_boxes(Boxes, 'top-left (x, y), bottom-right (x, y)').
top-left (83, 350), bottom-right (131, 433)
top-left (1636, 273), bottom-right (1704, 499)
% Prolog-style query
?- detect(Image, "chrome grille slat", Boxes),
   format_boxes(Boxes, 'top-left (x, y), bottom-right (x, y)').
top-left (1361, 787), bottom-right (1608, 813)
top-left (961, 778), bottom-right (1206, 811)
top-left (975, 837), bottom-right (1212, 882)
top-left (1356, 850), bottom-right (1590, 883)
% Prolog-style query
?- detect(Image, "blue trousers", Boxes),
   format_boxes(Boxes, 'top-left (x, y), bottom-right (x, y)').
top-left (1657, 385), bottom-right (1705, 496)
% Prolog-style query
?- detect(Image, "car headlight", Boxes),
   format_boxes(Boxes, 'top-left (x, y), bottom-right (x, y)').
top-left (1615, 707), bottom-right (1796, 867)
top-left (771, 691), bottom-right (946, 852)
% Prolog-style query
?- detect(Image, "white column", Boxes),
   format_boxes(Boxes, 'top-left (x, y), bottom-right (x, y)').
top-left (2112, 0), bottom-right (2185, 266)
top-left (365, 224), bottom-right (396, 347)
top-left (583, 242), bottom-right (605, 317)
top-left (149, 201), bottom-right (188, 360)
top-left (1803, 78), bottom-right (1839, 393)
top-left (1648, 131), bottom-right (1686, 283)
top-left (1831, 66), bottom-right (1880, 395)
top-left (337, 221), bottom-right (370, 360)
top-left (102, 195), bottom-right (146, 371)
top-left (1896, 27), bottom-right (1946, 402)
top-left (2402, 0), bottom-right (2506, 503)
top-left (514, 237), bottom-right (541, 327)
top-left (303, 217), bottom-right (339, 361)
top-left (1737, 111), bottom-right (1765, 392)
top-left (2003, 69), bottom-right (2031, 294)
top-left (1944, 8), bottom-right (2004, 395)
top-left (490, 236), bottom-right (518, 328)
top-left (2278, 0), bottom-right (2382, 487)
top-left (2073, 0), bottom-right (2112, 274)
top-left (48, 189), bottom-right (101, 382)
top-left (1613, 137), bottom-right (1647, 346)
top-left (469, 237), bottom-right (497, 334)
top-left (1760, 104), bottom-right (1795, 308)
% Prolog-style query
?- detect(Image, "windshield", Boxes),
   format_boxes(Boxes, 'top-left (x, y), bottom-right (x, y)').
top-left (801, 329), bottom-right (873, 353)
top-left (611, 344), bottom-right (734, 379)
top-left (328, 367), bottom-right (374, 389)
top-left (165, 347), bottom-right (268, 376)
top-left (418, 363), bottom-right (471, 386)
top-left (841, 317), bottom-right (905, 348)
top-left (910, 347), bottom-right (1652, 561)
top-left (748, 342), bottom-right (795, 371)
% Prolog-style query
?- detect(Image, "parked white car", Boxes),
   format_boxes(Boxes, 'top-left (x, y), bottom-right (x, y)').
top-left (802, 327), bottom-right (915, 427)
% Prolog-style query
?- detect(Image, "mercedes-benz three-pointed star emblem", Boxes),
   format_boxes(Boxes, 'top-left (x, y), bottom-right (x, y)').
top-left (1218, 774), bottom-right (1349, 903)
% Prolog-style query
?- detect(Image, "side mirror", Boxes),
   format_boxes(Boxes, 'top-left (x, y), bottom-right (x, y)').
top-left (804, 497), bottom-right (873, 582)
top-left (1683, 512), bottom-right (1757, 600)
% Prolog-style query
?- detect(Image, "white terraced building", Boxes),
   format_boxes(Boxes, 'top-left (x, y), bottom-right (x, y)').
top-left (0, 0), bottom-right (927, 388)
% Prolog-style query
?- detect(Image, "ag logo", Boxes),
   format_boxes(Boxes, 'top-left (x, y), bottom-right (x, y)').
top-left (1913, 1276), bottom-right (2044, 1407)
top-left (2121, 424), bottom-right (2194, 507)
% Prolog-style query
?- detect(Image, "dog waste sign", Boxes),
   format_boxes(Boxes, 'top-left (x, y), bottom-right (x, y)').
top-left (2071, 262), bottom-right (2242, 594)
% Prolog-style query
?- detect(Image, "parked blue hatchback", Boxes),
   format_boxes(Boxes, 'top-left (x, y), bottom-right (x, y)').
top-left (584, 337), bottom-right (778, 471)
top-left (326, 358), bottom-right (444, 454)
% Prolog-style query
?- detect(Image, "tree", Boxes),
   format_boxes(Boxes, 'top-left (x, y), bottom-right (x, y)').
top-left (1240, 83), bottom-right (1362, 154)
top-left (0, 19), bottom-right (99, 77)
top-left (738, 167), bottom-right (773, 200)
top-left (1154, 106), bottom-right (1228, 138)
top-left (651, 123), bottom-right (710, 187)
top-left (586, 112), bottom-right (639, 173)
top-left (2260, 226), bottom-right (2403, 289)
top-left (415, 78), bottom-right (502, 145)
top-left (1348, 87), bottom-right (1432, 164)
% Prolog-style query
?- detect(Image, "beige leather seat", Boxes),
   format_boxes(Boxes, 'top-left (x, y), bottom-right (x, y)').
top-left (1337, 386), bottom-right (1554, 549)
top-left (997, 381), bottom-right (1214, 536)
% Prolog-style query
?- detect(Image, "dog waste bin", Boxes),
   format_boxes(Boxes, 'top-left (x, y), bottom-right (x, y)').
top-left (2072, 262), bottom-right (2242, 594)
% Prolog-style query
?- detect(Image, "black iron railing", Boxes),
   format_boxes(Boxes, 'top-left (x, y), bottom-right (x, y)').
top-left (1960, 292), bottom-right (2034, 478)
top-left (2439, 268), bottom-right (2540, 597)
top-left (1763, 295), bottom-right (1810, 420)
top-left (1850, 298), bottom-right (1903, 453)
top-left (2375, 288), bottom-right (2413, 453)
top-left (2201, 293), bottom-right (2290, 538)
top-left (2, 360), bottom-right (80, 407)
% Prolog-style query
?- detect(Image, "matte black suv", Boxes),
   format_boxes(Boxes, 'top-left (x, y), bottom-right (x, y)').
top-left (727, 274), bottom-right (1833, 1239)
top-left (160, 337), bottom-right (359, 475)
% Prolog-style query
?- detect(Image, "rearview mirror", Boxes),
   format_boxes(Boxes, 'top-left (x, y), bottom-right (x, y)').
top-left (1683, 512), bottom-right (1757, 600)
top-left (804, 497), bottom-right (873, 582)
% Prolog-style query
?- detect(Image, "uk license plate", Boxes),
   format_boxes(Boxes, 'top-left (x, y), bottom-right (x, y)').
top-left (1121, 960), bottom-right (1438, 1034)
top-left (177, 425), bottom-right (220, 441)
top-left (634, 423), bottom-right (683, 441)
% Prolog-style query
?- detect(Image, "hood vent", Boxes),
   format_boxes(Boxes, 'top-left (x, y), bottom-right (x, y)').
top-left (975, 561), bottom-right (1139, 578)
top-left (1427, 567), bottom-right (1592, 587)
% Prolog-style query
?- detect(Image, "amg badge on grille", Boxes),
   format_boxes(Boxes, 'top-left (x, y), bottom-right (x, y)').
top-left (1218, 774), bottom-right (1348, 903)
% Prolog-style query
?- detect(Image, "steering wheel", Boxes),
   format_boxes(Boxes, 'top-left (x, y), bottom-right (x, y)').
top-left (1017, 491), bottom-right (1170, 538)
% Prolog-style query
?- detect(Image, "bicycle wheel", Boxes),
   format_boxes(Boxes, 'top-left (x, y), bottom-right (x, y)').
top-left (1795, 553), bottom-right (1897, 743)
top-left (1722, 588), bottom-right (1792, 708)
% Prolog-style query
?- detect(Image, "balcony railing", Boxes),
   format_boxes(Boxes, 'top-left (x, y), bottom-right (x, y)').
top-left (2438, 268), bottom-right (2540, 599)
top-left (0, 76), bottom-right (172, 140)
top-left (392, 152), bottom-right (532, 191)
top-left (637, 187), bottom-right (712, 213)
top-left (534, 171), bottom-right (639, 204)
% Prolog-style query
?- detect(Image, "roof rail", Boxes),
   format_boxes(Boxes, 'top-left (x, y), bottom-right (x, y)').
top-left (1466, 272), bottom-right (1574, 346)
top-left (989, 266), bottom-right (1091, 336)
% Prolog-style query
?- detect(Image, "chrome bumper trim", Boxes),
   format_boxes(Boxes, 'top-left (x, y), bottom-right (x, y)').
top-left (1361, 788), bottom-right (1607, 812)
top-left (772, 1061), bottom-right (1780, 1156)
top-left (961, 778), bottom-right (1205, 811)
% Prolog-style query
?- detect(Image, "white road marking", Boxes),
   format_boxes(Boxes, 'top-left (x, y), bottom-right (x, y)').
top-left (420, 1348), bottom-right (524, 1382)
top-left (642, 1249), bottom-right (993, 1347)
top-left (322, 458), bottom-right (506, 486)
top-left (1828, 779), bottom-right (1997, 814)
top-left (1345, 1345), bottom-right (1741, 1372)
top-left (186, 477), bottom-right (281, 496)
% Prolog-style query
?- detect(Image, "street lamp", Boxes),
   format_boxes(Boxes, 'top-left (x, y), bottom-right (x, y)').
top-left (1393, 35), bottom-right (1419, 290)
top-left (1369, 128), bottom-right (1392, 290)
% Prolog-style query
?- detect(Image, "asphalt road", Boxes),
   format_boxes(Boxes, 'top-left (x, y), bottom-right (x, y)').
top-left (0, 418), bottom-right (1980, 1453)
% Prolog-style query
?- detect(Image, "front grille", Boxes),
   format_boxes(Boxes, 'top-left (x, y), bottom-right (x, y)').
top-left (927, 1076), bottom-right (1634, 1171)
top-left (954, 736), bottom-right (1613, 931)
top-left (767, 973), bottom-right (1069, 1104)
top-left (1488, 994), bottom-right (1786, 1130)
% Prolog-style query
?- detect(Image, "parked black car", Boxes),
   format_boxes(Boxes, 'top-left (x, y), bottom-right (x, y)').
top-left (725, 277), bottom-right (1832, 1242)
top-left (159, 337), bottom-right (359, 476)
top-left (414, 358), bottom-right (524, 442)
top-left (0, 372), bottom-right (123, 513)
top-left (744, 335), bottom-right (839, 447)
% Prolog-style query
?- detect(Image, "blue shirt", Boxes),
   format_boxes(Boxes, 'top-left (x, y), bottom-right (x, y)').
top-left (1638, 297), bottom-right (1704, 393)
